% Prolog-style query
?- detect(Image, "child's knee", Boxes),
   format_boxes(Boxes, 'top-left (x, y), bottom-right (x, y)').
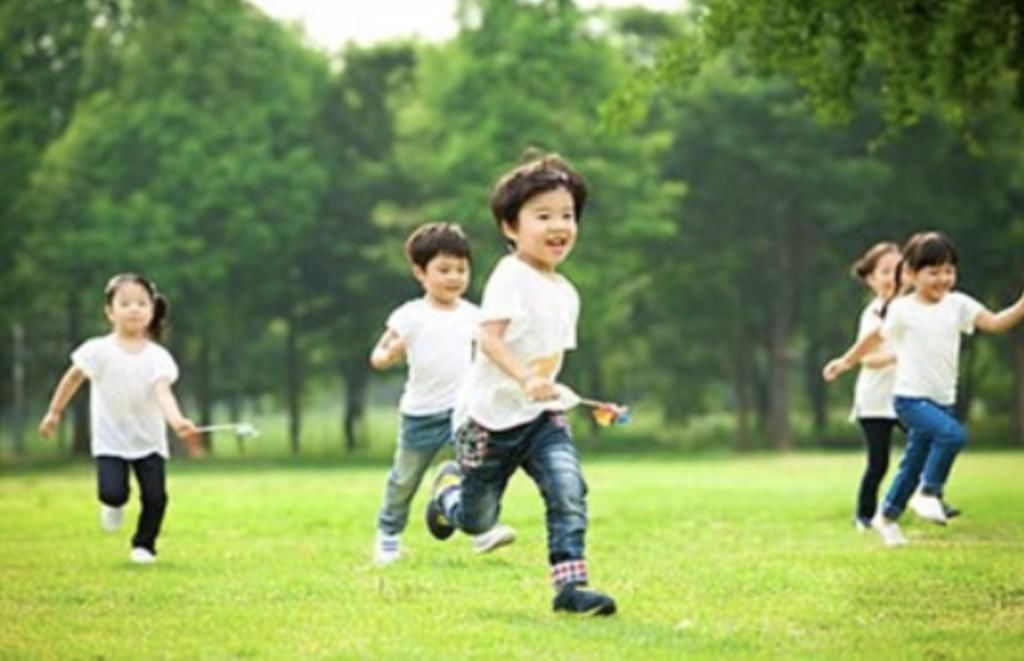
top-left (98, 486), bottom-right (129, 507)
top-left (942, 424), bottom-right (967, 450)
top-left (141, 490), bottom-right (168, 511)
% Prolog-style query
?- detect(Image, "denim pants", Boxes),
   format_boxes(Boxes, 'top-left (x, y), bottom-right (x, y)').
top-left (882, 397), bottom-right (967, 519)
top-left (377, 410), bottom-right (453, 535)
top-left (445, 412), bottom-right (587, 565)
top-left (96, 453), bottom-right (167, 553)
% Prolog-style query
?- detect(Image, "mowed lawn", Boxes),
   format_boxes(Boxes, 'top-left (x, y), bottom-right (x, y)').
top-left (2, 452), bottom-right (1022, 659)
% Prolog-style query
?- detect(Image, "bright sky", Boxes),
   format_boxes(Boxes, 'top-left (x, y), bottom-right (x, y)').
top-left (247, 0), bottom-right (685, 49)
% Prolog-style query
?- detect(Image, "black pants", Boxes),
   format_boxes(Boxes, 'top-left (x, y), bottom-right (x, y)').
top-left (96, 453), bottom-right (168, 553)
top-left (855, 418), bottom-right (899, 521)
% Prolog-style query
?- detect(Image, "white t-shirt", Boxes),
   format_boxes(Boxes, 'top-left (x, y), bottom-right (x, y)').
top-left (851, 298), bottom-right (897, 419)
top-left (387, 298), bottom-right (480, 416)
top-left (71, 335), bottom-right (179, 459)
top-left (880, 292), bottom-right (985, 406)
top-left (457, 255), bottom-right (579, 431)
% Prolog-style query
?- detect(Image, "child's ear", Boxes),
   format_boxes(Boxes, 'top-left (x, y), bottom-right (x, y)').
top-left (500, 219), bottom-right (518, 243)
top-left (411, 264), bottom-right (428, 282)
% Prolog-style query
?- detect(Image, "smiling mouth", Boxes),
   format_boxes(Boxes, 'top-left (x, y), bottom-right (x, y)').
top-left (546, 237), bottom-right (569, 248)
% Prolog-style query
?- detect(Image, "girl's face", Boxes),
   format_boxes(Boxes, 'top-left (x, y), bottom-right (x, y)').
top-left (414, 253), bottom-right (470, 307)
top-left (105, 281), bottom-right (154, 337)
top-left (502, 187), bottom-right (577, 272)
top-left (908, 262), bottom-right (957, 303)
top-left (865, 251), bottom-right (900, 299)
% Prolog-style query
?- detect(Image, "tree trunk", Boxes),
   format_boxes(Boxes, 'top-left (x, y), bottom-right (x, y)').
top-left (767, 309), bottom-right (793, 451)
top-left (729, 342), bottom-right (753, 451)
top-left (805, 334), bottom-right (828, 434)
top-left (195, 328), bottom-right (214, 453)
top-left (11, 322), bottom-right (25, 454)
top-left (342, 361), bottom-right (368, 452)
top-left (68, 291), bottom-right (90, 456)
top-left (954, 341), bottom-right (976, 421)
top-left (1012, 330), bottom-right (1024, 446)
top-left (285, 307), bottom-right (302, 454)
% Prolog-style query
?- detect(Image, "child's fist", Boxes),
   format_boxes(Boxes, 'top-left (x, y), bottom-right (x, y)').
top-left (822, 358), bottom-right (850, 382)
top-left (523, 375), bottom-right (558, 402)
top-left (173, 418), bottom-right (204, 458)
top-left (38, 410), bottom-right (61, 438)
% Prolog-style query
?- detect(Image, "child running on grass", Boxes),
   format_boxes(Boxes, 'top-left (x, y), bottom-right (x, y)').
top-left (370, 222), bottom-right (516, 566)
top-left (38, 273), bottom-right (199, 564)
top-left (424, 153), bottom-right (616, 615)
top-left (824, 231), bottom-right (1024, 546)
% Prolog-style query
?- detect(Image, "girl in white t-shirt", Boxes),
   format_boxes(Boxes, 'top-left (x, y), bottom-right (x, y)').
top-left (369, 223), bottom-right (515, 566)
top-left (39, 273), bottom-right (198, 564)
top-left (824, 232), bottom-right (1024, 546)
top-left (847, 242), bottom-right (901, 531)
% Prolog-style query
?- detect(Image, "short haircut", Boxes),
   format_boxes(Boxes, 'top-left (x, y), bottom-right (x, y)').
top-left (489, 152), bottom-right (588, 231)
top-left (404, 222), bottom-right (472, 270)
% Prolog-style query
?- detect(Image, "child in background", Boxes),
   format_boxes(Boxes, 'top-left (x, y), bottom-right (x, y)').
top-left (824, 232), bottom-right (1024, 546)
top-left (847, 242), bottom-right (901, 531)
top-left (370, 222), bottom-right (516, 566)
top-left (39, 273), bottom-right (199, 564)
top-left (425, 154), bottom-right (616, 615)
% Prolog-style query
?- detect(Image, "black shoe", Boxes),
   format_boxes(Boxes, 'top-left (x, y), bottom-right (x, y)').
top-left (941, 499), bottom-right (961, 519)
top-left (552, 582), bottom-right (616, 616)
top-left (425, 461), bottom-right (462, 541)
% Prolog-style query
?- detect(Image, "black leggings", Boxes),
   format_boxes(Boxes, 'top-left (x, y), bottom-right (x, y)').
top-left (855, 418), bottom-right (899, 521)
top-left (96, 453), bottom-right (168, 553)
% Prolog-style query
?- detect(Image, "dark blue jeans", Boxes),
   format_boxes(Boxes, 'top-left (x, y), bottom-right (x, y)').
top-left (444, 412), bottom-right (587, 565)
top-left (377, 411), bottom-right (453, 535)
top-left (96, 453), bottom-right (167, 553)
top-left (882, 397), bottom-right (967, 519)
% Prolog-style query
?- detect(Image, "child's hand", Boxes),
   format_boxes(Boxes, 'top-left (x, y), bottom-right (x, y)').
top-left (523, 375), bottom-right (558, 402)
top-left (172, 418), bottom-right (204, 458)
top-left (38, 410), bottom-right (61, 438)
top-left (822, 357), bottom-right (851, 382)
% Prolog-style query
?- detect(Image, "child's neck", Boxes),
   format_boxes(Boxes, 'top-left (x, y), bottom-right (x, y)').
top-left (424, 294), bottom-right (458, 309)
top-left (913, 290), bottom-right (946, 305)
top-left (113, 329), bottom-right (148, 347)
top-left (514, 252), bottom-right (558, 275)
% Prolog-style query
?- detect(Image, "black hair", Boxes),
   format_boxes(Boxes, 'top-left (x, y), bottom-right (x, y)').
top-left (404, 222), bottom-right (472, 270)
top-left (489, 151), bottom-right (588, 240)
top-left (882, 231), bottom-right (959, 317)
top-left (104, 272), bottom-right (169, 340)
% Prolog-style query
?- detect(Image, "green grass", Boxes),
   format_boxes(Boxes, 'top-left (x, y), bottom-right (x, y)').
top-left (2, 452), bottom-right (1023, 659)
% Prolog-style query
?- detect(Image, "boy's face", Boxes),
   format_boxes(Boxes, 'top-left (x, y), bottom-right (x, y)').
top-left (414, 253), bottom-right (470, 306)
top-left (909, 262), bottom-right (956, 303)
top-left (502, 186), bottom-right (577, 272)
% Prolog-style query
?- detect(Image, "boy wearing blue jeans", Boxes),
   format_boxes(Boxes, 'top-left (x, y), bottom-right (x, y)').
top-left (370, 223), bottom-right (515, 565)
top-left (425, 154), bottom-right (616, 615)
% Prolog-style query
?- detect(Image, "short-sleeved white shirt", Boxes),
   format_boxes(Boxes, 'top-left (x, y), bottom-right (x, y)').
top-left (881, 292), bottom-right (985, 406)
top-left (456, 255), bottom-right (579, 431)
top-left (851, 298), bottom-right (897, 419)
top-left (387, 298), bottom-right (480, 416)
top-left (71, 335), bottom-right (179, 459)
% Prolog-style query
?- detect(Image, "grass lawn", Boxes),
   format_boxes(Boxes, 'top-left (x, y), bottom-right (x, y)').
top-left (2, 451), bottom-right (1022, 659)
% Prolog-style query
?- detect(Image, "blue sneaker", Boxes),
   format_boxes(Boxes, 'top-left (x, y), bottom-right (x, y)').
top-left (425, 461), bottom-right (462, 540)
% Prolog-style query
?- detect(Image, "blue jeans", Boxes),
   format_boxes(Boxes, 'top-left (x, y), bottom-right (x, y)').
top-left (377, 411), bottom-right (453, 535)
top-left (444, 412), bottom-right (587, 565)
top-left (882, 397), bottom-right (967, 519)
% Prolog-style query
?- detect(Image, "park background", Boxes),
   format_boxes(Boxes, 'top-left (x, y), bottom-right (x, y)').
top-left (2, 2), bottom-right (1023, 657)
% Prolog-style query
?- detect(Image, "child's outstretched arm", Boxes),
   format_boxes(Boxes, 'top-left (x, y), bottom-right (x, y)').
top-left (39, 365), bottom-right (87, 437)
top-left (370, 329), bottom-right (406, 370)
top-left (974, 290), bottom-right (1024, 334)
top-left (478, 320), bottom-right (558, 401)
top-left (822, 328), bottom-right (884, 382)
top-left (154, 379), bottom-right (201, 456)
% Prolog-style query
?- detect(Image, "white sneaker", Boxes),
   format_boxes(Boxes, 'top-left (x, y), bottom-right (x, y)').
top-left (910, 493), bottom-right (948, 525)
top-left (100, 505), bottom-right (123, 532)
top-left (871, 515), bottom-right (908, 547)
top-left (471, 523), bottom-right (517, 554)
top-left (130, 547), bottom-right (157, 564)
top-left (374, 531), bottom-right (401, 566)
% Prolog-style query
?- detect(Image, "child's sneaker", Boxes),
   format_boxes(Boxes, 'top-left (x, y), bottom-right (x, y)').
top-left (471, 523), bottom-right (517, 554)
top-left (374, 531), bottom-right (401, 566)
top-left (871, 515), bottom-right (908, 547)
top-left (425, 461), bottom-right (462, 540)
top-left (552, 582), bottom-right (617, 616)
top-left (100, 504), bottom-right (123, 532)
top-left (941, 498), bottom-right (961, 519)
top-left (130, 547), bottom-right (157, 564)
top-left (909, 492), bottom-right (948, 525)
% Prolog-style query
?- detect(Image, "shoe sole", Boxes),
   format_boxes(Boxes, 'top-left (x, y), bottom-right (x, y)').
top-left (554, 602), bottom-right (617, 616)
top-left (473, 530), bottom-right (516, 554)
